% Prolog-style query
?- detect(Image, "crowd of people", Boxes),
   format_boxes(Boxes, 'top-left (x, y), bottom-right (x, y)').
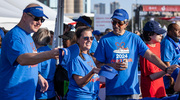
top-left (1, 2), bottom-right (180, 100)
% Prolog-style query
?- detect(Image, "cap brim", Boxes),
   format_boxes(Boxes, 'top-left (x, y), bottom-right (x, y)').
top-left (58, 35), bottom-right (69, 39)
top-left (98, 66), bottom-right (118, 79)
top-left (59, 44), bottom-right (80, 66)
top-left (73, 19), bottom-right (79, 22)
top-left (154, 28), bottom-right (166, 34)
top-left (111, 16), bottom-right (125, 21)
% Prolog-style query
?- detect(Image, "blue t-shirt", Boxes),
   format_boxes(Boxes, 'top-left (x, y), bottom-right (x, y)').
top-left (0, 26), bottom-right (38, 100)
top-left (67, 54), bottom-right (100, 100)
top-left (161, 36), bottom-right (180, 64)
top-left (94, 31), bottom-right (148, 95)
top-left (161, 36), bottom-right (180, 89)
top-left (36, 46), bottom-right (56, 99)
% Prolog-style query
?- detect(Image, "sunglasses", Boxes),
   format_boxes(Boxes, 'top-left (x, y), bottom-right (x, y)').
top-left (83, 36), bottom-right (94, 41)
top-left (112, 20), bottom-right (125, 26)
top-left (27, 13), bottom-right (45, 23)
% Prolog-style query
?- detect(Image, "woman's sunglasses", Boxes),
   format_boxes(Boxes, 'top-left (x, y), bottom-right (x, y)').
top-left (83, 36), bottom-right (94, 41)
top-left (27, 13), bottom-right (45, 23)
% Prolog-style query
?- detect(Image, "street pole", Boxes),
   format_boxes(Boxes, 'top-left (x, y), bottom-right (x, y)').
top-left (131, 4), bottom-right (134, 33)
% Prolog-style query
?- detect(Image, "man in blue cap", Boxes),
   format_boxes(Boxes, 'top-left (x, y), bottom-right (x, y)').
top-left (94, 9), bottom-right (179, 100)
top-left (0, 3), bottom-right (60, 100)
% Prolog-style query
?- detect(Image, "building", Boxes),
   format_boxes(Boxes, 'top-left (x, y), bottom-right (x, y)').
top-left (64, 0), bottom-right (74, 13)
top-left (38, 0), bottom-right (90, 14)
top-left (94, 3), bottom-right (105, 14)
top-left (110, 1), bottom-right (120, 14)
top-left (38, 0), bottom-right (50, 6)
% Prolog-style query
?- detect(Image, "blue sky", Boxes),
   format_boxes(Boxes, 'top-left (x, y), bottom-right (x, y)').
top-left (91, 0), bottom-right (180, 18)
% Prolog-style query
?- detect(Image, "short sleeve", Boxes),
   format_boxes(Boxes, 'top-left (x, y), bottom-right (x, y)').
top-left (6, 34), bottom-right (26, 66)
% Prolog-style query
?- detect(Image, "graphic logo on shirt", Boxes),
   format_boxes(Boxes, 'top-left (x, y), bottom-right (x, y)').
top-left (113, 42), bottom-right (129, 53)
top-left (87, 61), bottom-right (100, 82)
top-left (28, 64), bottom-right (38, 68)
top-left (28, 42), bottom-right (38, 68)
top-left (111, 42), bottom-right (130, 63)
top-left (87, 61), bottom-right (95, 68)
top-left (30, 42), bottom-right (37, 53)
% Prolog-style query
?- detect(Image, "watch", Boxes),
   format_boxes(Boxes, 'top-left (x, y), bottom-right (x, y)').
top-left (164, 67), bottom-right (169, 73)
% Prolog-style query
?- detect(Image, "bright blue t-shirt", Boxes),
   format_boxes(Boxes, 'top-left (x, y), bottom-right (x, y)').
top-left (67, 54), bottom-right (100, 100)
top-left (161, 36), bottom-right (180, 64)
top-left (94, 31), bottom-right (148, 95)
top-left (161, 36), bottom-right (180, 89)
top-left (0, 26), bottom-right (38, 100)
top-left (36, 46), bottom-right (56, 99)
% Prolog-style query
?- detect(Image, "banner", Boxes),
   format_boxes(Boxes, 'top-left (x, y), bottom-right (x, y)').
top-left (143, 5), bottom-right (180, 12)
top-left (94, 14), bottom-right (113, 32)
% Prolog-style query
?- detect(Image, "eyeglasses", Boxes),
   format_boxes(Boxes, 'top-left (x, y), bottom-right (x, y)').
top-left (112, 20), bottom-right (125, 26)
top-left (26, 13), bottom-right (45, 23)
top-left (83, 36), bottom-right (94, 41)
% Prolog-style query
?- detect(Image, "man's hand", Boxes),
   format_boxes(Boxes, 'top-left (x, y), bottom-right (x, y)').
top-left (50, 48), bottom-right (60, 59)
top-left (167, 65), bottom-right (179, 74)
top-left (111, 62), bottom-right (128, 71)
top-left (38, 74), bottom-right (49, 93)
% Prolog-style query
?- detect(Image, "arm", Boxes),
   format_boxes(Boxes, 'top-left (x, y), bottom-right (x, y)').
top-left (73, 67), bottom-right (100, 88)
top-left (16, 48), bottom-right (59, 65)
top-left (164, 62), bottom-right (170, 67)
top-left (149, 71), bottom-right (166, 80)
top-left (144, 49), bottom-right (178, 74)
top-left (174, 70), bottom-right (180, 92)
top-left (95, 60), bottom-right (127, 71)
top-left (38, 74), bottom-right (49, 93)
top-left (143, 49), bottom-right (167, 71)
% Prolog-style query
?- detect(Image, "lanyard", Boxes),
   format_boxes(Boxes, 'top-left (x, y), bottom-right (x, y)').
top-left (167, 36), bottom-right (180, 54)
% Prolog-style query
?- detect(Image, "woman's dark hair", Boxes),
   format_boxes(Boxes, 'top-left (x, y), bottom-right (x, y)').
top-left (75, 26), bottom-right (92, 60)
top-left (143, 31), bottom-right (156, 41)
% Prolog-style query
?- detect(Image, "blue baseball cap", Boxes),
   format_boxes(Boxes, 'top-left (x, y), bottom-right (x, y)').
top-left (59, 44), bottom-right (80, 66)
top-left (0, 28), bottom-right (5, 39)
top-left (111, 9), bottom-right (129, 21)
top-left (98, 65), bottom-right (118, 79)
top-left (73, 16), bottom-right (91, 27)
top-left (93, 30), bottom-right (101, 35)
top-left (143, 21), bottom-right (166, 34)
top-left (23, 6), bottom-right (48, 19)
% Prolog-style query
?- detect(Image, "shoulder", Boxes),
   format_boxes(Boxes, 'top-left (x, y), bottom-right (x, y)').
top-left (161, 37), bottom-right (172, 46)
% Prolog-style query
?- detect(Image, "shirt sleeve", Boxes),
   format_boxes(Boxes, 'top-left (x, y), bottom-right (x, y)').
top-left (161, 40), bottom-right (174, 62)
top-left (68, 57), bottom-right (85, 78)
top-left (136, 36), bottom-right (149, 56)
top-left (6, 34), bottom-right (26, 66)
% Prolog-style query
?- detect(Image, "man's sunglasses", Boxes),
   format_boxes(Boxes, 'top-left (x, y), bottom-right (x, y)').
top-left (83, 36), bottom-right (94, 41)
top-left (27, 13), bottom-right (45, 23)
top-left (112, 20), bottom-right (125, 26)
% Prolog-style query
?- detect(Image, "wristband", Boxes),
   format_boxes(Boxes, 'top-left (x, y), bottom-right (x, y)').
top-left (164, 67), bottom-right (169, 73)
